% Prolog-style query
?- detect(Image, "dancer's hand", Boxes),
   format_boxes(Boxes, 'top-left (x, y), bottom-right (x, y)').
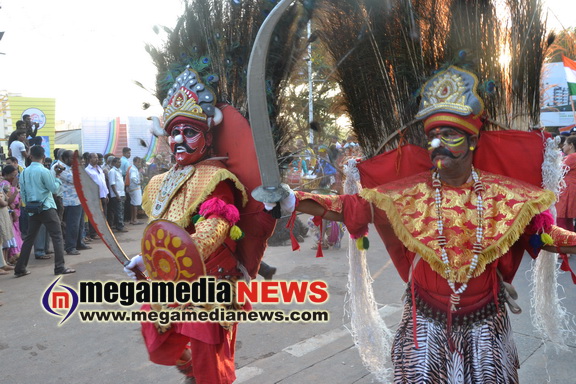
top-left (263, 186), bottom-right (296, 216)
top-left (123, 254), bottom-right (145, 280)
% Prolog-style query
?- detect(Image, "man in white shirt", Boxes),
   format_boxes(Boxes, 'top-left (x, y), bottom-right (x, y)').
top-left (119, 147), bottom-right (132, 224)
top-left (9, 131), bottom-right (28, 168)
top-left (85, 153), bottom-right (109, 239)
top-left (127, 157), bottom-right (143, 225)
top-left (108, 157), bottom-right (127, 232)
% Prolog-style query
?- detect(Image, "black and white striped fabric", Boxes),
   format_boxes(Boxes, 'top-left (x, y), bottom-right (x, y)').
top-left (392, 300), bottom-right (519, 383)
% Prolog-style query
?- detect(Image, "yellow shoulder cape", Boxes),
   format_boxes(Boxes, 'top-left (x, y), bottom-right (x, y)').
top-left (360, 170), bottom-right (555, 282)
top-left (142, 160), bottom-right (248, 228)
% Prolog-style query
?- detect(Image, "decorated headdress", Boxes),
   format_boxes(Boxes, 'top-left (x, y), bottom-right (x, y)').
top-left (415, 66), bottom-right (485, 136)
top-left (161, 67), bottom-right (222, 134)
top-left (316, 0), bottom-right (549, 156)
top-left (144, 0), bottom-right (315, 148)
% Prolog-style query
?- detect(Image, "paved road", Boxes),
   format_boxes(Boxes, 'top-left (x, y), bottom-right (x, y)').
top-left (0, 216), bottom-right (575, 383)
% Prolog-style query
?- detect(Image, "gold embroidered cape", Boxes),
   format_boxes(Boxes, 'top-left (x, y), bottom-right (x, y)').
top-left (142, 160), bottom-right (248, 229)
top-left (360, 170), bottom-right (555, 283)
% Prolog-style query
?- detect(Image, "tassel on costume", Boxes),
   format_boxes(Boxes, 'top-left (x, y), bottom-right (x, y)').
top-left (541, 233), bottom-right (553, 246)
top-left (286, 211), bottom-right (301, 251)
top-left (192, 214), bottom-right (203, 224)
top-left (229, 225), bottom-right (244, 240)
top-left (311, 210), bottom-right (329, 258)
top-left (527, 210), bottom-right (554, 233)
top-left (199, 197), bottom-right (241, 224)
top-left (315, 233), bottom-right (324, 258)
top-left (529, 233), bottom-right (544, 254)
top-left (355, 236), bottom-right (370, 250)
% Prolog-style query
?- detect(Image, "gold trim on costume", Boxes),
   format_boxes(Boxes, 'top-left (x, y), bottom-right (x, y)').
top-left (295, 191), bottom-right (343, 213)
top-left (142, 160), bottom-right (248, 229)
top-left (193, 217), bottom-right (231, 260)
top-left (549, 225), bottom-right (576, 247)
top-left (150, 165), bottom-right (196, 218)
top-left (360, 171), bottom-right (555, 282)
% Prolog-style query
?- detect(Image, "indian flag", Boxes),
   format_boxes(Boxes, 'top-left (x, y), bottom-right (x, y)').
top-left (559, 124), bottom-right (576, 134)
top-left (563, 55), bottom-right (576, 96)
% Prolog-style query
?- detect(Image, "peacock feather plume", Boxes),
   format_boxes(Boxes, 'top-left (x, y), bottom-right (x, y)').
top-left (144, 0), bottom-right (315, 152)
top-left (315, 0), bottom-right (551, 157)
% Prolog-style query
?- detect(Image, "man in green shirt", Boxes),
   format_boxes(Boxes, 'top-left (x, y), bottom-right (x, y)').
top-left (14, 146), bottom-right (76, 277)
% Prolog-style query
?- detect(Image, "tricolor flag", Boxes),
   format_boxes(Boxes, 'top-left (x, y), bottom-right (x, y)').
top-left (559, 124), bottom-right (576, 134)
top-left (563, 55), bottom-right (576, 96)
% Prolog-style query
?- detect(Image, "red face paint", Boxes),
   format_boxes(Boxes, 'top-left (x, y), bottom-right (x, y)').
top-left (169, 123), bottom-right (210, 166)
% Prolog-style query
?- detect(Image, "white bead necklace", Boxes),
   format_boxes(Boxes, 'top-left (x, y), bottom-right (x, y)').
top-left (432, 167), bottom-right (485, 310)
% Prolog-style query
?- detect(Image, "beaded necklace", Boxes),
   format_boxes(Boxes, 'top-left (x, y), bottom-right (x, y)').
top-left (432, 166), bottom-right (485, 311)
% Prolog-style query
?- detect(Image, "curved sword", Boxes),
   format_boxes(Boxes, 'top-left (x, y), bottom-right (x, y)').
top-left (247, 0), bottom-right (293, 205)
top-left (72, 151), bottom-right (146, 279)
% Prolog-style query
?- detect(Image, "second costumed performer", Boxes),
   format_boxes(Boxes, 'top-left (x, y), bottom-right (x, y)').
top-left (272, 66), bottom-right (576, 383)
top-left (124, 67), bottom-right (274, 384)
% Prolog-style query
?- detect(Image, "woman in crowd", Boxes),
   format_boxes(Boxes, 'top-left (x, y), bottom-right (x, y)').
top-left (1, 165), bottom-right (21, 266)
top-left (557, 135), bottom-right (576, 231)
top-left (0, 172), bottom-right (15, 272)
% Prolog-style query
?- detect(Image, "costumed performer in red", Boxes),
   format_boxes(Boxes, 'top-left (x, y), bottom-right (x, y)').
top-left (270, 66), bottom-right (576, 383)
top-left (124, 67), bottom-right (267, 384)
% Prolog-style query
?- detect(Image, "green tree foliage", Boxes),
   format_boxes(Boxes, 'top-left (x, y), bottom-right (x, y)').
top-left (279, 32), bottom-right (349, 151)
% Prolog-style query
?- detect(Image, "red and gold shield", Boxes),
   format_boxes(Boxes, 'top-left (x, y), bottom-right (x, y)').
top-left (141, 219), bottom-right (206, 281)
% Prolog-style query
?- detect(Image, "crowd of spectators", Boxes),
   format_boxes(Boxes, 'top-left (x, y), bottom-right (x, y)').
top-left (79, 147), bottom-right (169, 237)
top-left (284, 134), bottom-right (363, 193)
top-left (0, 122), bottom-right (171, 291)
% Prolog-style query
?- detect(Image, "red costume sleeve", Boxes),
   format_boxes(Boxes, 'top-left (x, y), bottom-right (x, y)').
top-left (340, 194), bottom-right (371, 239)
top-left (564, 153), bottom-right (576, 171)
top-left (295, 191), bottom-right (372, 238)
top-left (205, 180), bottom-right (237, 205)
top-left (549, 224), bottom-right (576, 247)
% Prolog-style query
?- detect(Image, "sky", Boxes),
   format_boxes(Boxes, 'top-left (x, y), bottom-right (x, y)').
top-left (0, 0), bottom-right (184, 122)
top-left (0, 0), bottom-right (574, 123)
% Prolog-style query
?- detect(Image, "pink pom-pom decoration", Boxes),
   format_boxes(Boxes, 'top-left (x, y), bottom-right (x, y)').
top-left (527, 210), bottom-right (554, 233)
top-left (199, 197), bottom-right (240, 225)
top-left (349, 231), bottom-right (369, 240)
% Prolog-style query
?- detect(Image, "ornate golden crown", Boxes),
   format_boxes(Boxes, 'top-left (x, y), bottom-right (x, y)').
top-left (162, 68), bottom-right (217, 129)
top-left (415, 66), bottom-right (484, 120)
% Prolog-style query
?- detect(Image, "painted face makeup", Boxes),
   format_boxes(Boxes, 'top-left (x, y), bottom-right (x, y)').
top-left (427, 127), bottom-right (470, 169)
top-left (169, 123), bottom-right (209, 166)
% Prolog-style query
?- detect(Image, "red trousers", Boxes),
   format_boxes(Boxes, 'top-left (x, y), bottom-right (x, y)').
top-left (141, 305), bottom-right (238, 384)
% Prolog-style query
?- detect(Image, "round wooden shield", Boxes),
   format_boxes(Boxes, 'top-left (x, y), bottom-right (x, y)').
top-left (141, 219), bottom-right (206, 281)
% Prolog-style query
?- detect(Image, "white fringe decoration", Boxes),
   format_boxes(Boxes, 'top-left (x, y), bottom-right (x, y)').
top-left (530, 135), bottom-right (575, 351)
top-left (343, 159), bottom-right (393, 383)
